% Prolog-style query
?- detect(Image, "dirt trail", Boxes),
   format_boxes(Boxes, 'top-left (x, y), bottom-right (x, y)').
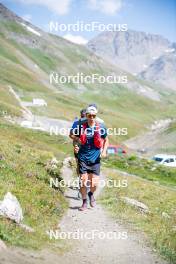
top-left (0, 158), bottom-right (168, 264)
top-left (54, 158), bottom-right (167, 264)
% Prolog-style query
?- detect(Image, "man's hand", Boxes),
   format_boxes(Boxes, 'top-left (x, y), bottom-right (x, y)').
top-left (69, 133), bottom-right (81, 143)
top-left (101, 149), bottom-right (107, 158)
top-left (74, 145), bottom-right (80, 154)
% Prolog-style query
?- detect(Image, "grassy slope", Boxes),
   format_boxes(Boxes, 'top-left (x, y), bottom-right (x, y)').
top-left (104, 155), bottom-right (176, 187)
top-left (0, 118), bottom-right (72, 250)
top-left (0, 84), bottom-right (22, 117)
top-left (0, 20), bottom-right (176, 143)
top-left (100, 167), bottom-right (176, 263)
top-left (158, 122), bottom-right (176, 153)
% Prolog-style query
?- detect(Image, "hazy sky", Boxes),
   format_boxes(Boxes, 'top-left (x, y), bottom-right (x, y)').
top-left (2, 0), bottom-right (176, 44)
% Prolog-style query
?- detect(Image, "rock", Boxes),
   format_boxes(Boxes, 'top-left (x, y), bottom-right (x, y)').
top-left (0, 192), bottom-right (23, 223)
top-left (0, 154), bottom-right (5, 160)
top-left (51, 157), bottom-right (59, 165)
top-left (0, 239), bottom-right (7, 251)
top-left (121, 197), bottom-right (149, 213)
top-left (45, 157), bottom-right (60, 171)
top-left (154, 181), bottom-right (160, 185)
top-left (51, 164), bottom-right (57, 170)
top-left (18, 223), bottom-right (35, 233)
top-left (62, 157), bottom-right (72, 166)
top-left (162, 212), bottom-right (170, 219)
top-left (26, 172), bottom-right (34, 178)
top-left (172, 226), bottom-right (176, 232)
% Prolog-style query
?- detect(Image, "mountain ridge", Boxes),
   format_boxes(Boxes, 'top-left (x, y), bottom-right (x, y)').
top-left (87, 30), bottom-right (176, 89)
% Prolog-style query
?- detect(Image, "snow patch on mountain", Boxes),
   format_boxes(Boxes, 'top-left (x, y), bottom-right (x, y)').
top-left (21, 23), bottom-right (41, 37)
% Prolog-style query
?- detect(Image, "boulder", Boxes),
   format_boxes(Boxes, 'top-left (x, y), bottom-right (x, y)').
top-left (18, 223), bottom-right (35, 233)
top-left (0, 192), bottom-right (23, 223)
top-left (162, 212), bottom-right (170, 219)
top-left (121, 196), bottom-right (149, 213)
top-left (51, 157), bottom-right (59, 165)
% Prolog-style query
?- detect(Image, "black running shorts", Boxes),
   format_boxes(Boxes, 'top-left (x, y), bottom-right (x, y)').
top-left (78, 160), bottom-right (100, 176)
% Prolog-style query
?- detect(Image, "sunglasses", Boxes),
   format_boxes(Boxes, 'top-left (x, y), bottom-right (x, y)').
top-left (87, 114), bottom-right (96, 118)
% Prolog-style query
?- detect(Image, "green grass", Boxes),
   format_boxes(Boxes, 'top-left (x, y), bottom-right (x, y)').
top-left (100, 167), bottom-right (176, 263)
top-left (0, 58), bottom-right (50, 94)
top-left (0, 119), bottom-right (72, 250)
top-left (166, 121), bottom-right (176, 134)
top-left (0, 85), bottom-right (22, 117)
top-left (0, 37), bottom-right (21, 64)
top-left (0, 21), bottom-right (31, 35)
top-left (104, 155), bottom-right (176, 187)
top-left (14, 44), bottom-right (59, 73)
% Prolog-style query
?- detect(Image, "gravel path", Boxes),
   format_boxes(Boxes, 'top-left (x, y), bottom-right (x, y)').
top-left (55, 159), bottom-right (167, 264)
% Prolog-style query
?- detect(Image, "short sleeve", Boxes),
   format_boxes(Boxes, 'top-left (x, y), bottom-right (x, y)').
top-left (100, 123), bottom-right (107, 139)
top-left (70, 120), bottom-right (78, 134)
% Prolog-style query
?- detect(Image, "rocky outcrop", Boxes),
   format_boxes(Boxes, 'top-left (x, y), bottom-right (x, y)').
top-left (87, 30), bottom-right (176, 89)
top-left (0, 192), bottom-right (23, 223)
top-left (87, 30), bottom-right (171, 74)
top-left (139, 49), bottom-right (176, 90)
top-left (121, 197), bottom-right (149, 213)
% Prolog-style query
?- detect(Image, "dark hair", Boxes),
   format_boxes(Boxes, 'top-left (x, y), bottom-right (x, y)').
top-left (80, 108), bottom-right (86, 116)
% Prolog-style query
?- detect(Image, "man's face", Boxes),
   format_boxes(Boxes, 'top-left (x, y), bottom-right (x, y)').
top-left (81, 113), bottom-right (86, 118)
top-left (87, 113), bottom-right (96, 121)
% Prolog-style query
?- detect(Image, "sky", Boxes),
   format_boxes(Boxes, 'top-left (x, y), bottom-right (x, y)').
top-left (1, 0), bottom-right (176, 44)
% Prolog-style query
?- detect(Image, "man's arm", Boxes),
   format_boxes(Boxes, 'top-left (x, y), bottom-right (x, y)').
top-left (69, 131), bottom-right (79, 141)
top-left (69, 119), bottom-right (80, 141)
top-left (69, 122), bottom-right (81, 154)
top-left (101, 136), bottom-right (109, 158)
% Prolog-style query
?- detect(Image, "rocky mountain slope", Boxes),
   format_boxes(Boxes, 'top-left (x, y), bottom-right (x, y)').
top-left (87, 30), bottom-right (176, 89)
top-left (125, 119), bottom-right (176, 156)
top-left (139, 48), bottom-right (176, 90)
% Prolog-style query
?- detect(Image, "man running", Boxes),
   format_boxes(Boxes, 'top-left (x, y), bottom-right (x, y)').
top-left (70, 105), bottom-right (104, 172)
top-left (71, 105), bottom-right (109, 211)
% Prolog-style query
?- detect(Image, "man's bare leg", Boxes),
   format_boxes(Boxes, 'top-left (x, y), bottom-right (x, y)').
top-left (88, 173), bottom-right (99, 207)
top-left (79, 173), bottom-right (88, 210)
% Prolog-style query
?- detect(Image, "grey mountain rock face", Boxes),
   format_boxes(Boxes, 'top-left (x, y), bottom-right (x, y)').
top-left (87, 30), bottom-right (176, 89)
top-left (139, 49), bottom-right (176, 90)
top-left (0, 3), bottom-right (20, 21)
top-left (87, 30), bottom-right (171, 73)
